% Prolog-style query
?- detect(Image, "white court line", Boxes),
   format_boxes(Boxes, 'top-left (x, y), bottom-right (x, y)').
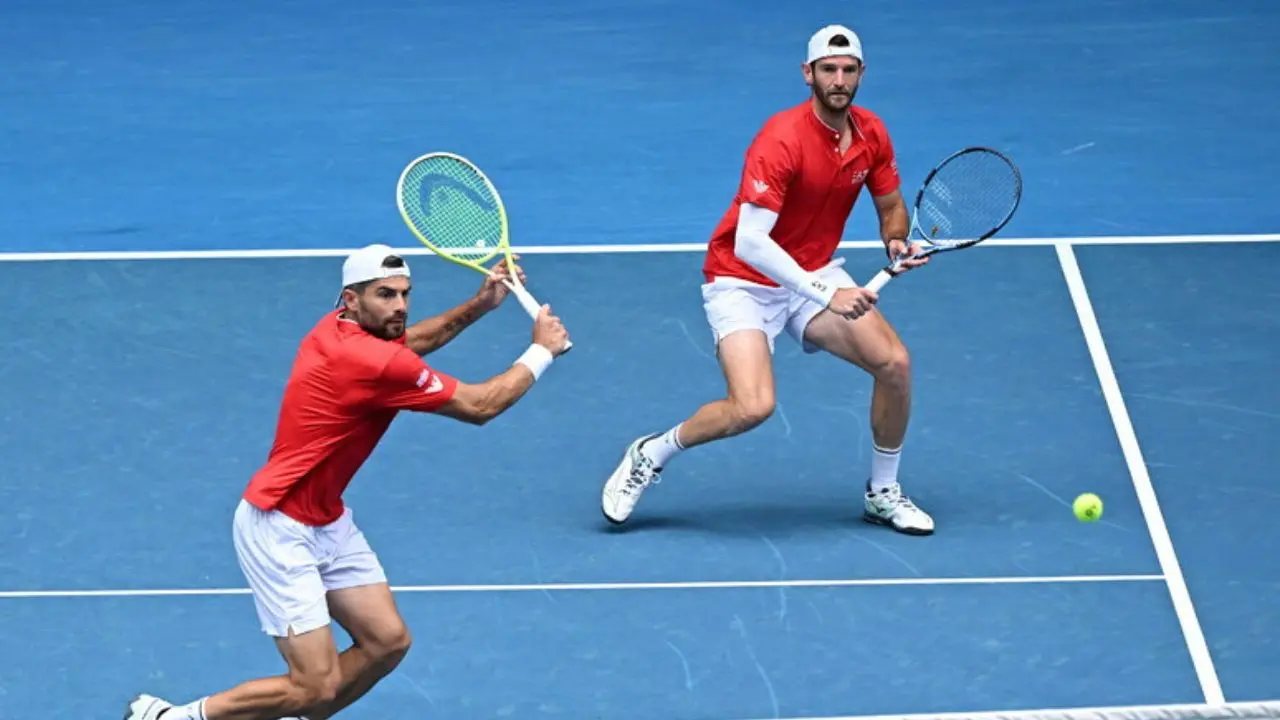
top-left (1054, 242), bottom-right (1225, 706)
top-left (754, 699), bottom-right (1280, 720)
top-left (0, 232), bottom-right (1277, 262)
top-left (0, 573), bottom-right (1163, 599)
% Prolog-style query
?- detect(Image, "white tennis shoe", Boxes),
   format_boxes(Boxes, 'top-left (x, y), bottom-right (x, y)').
top-left (864, 481), bottom-right (935, 535)
top-left (124, 694), bottom-right (303, 720)
top-left (602, 434), bottom-right (663, 524)
top-left (123, 695), bottom-right (172, 720)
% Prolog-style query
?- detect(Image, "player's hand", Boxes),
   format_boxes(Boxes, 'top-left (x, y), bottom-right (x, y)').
top-left (827, 287), bottom-right (878, 320)
top-left (475, 256), bottom-right (527, 311)
top-left (532, 304), bottom-right (572, 356)
top-left (886, 239), bottom-right (930, 272)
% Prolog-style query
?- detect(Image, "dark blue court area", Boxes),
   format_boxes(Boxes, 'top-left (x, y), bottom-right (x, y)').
top-left (1, 0), bottom-right (1278, 718)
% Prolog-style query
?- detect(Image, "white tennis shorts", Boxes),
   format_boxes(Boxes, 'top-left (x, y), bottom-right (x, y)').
top-left (702, 258), bottom-right (856, 353)
top-left (232, 499), bottom-right (388, 637)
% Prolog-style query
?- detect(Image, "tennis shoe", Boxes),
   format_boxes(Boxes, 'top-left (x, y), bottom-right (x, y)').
top-left (602, 434), bottom-right (663, 524)
top-left (123, 695), bottom-right (172, 720)
top-left (863, 481), bottom-right (934, 535)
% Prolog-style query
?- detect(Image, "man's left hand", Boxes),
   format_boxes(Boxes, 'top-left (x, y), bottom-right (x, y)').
top-left (475, 256), bottom-right (527, 312)
top-left (886, 239), bottom-right (930, 272)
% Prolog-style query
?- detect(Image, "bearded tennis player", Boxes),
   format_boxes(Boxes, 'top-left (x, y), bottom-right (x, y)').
top-left (602, 25), bottom-right (935, 535)
top-left (125, 244), bottom-right (571, 720)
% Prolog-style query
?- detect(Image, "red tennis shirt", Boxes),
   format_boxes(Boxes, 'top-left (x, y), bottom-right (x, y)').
top-left (703, 101), bottom-right (901, 285)
top-left (242, 310), bottom-right (459, 526)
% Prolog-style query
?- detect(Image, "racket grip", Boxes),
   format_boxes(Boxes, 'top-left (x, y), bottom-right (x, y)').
top-left (507, 279), bottom-right (574, 352)
top-left (508, 280), bottom-right (542, 319)
top-left (863, 269), bottom-right (893, 293)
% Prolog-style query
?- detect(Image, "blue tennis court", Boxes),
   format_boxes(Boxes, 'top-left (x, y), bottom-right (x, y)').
top-left (2, 0), bottom-right (1278, 718)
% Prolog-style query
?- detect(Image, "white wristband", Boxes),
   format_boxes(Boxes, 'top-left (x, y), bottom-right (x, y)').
top-left (514, 344), bottom-right (554, 381)
top-left (797, 273), bottom-right (837, 307)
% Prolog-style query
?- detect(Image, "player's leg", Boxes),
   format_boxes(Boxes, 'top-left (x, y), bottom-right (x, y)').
top-left (601, 281), bottom-right (786, 524)
top-left (303, 584), bottom-right (410, 719)
top-left (126, 625), bottom-right (344, 720)
top-left (204, 627), bottom-right (344, 720)
top-left (786, 261), bottom-right (933, 535)
top-left (303, 509), bottom-right (411, 720)
top-left (125, 501), bottom-right (349, 720)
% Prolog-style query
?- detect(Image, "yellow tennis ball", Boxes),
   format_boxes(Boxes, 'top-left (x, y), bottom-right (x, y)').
top-left (1073, 493), bottom-right (1103, 522)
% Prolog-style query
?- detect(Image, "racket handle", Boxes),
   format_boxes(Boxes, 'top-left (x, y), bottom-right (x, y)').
top-left (505, 279), bottom-right (574, 353)
top-left (863, 269), bottom-right (893, 294)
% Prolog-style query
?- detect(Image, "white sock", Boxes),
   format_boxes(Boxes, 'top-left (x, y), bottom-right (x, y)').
top-left (639, 425), bottom-right (685, 467)
top-left (161, 698), bottom-right (207, 720)
top-left (869, 443), bottom-right (902, 493)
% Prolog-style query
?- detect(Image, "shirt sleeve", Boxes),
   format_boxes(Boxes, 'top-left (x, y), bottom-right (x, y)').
top-left (737, 130), bottom-right (798, 213)
top-left (735, 203), bottom-right (836, 307)
top-left (866, 126), bottom-right (902, 197)
top-left (371, 347), bottom-right (459, 412)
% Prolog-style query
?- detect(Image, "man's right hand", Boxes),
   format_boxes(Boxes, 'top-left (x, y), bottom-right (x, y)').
top-left (827, 287), bottom-right (878, 320)
top-left (533, 305), bottom-right (572, 356)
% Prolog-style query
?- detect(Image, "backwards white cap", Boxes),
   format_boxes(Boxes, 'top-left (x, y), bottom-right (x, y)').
top-left (807, 24), bottom-right (863, 64)
top-left (335, 243), bottom-right (411, 307)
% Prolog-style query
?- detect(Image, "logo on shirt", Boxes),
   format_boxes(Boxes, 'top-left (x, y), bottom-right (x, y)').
top-left (416, 368), bottom-right (444, 394)
top-left (751, 179), bottom-right (769, 195)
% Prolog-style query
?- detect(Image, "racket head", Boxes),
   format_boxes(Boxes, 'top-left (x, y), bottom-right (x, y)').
top-left (909, 147), bottom-right (1023, 251)
top-left (395, 152), bottom-right (509, 271)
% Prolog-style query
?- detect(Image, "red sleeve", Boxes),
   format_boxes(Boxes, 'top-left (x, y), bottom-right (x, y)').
top-left (867, 125), bottom-right (901, 197)
top-left (372, 347), bottom-right (459, 412)
top-left (737, 129), bottom-right (797, 213)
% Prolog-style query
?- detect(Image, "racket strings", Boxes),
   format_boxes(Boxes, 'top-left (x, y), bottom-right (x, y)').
top-left (400, 159), bottom-right (504, 262)
top-left (919, 152), bottom-right (1021, 245)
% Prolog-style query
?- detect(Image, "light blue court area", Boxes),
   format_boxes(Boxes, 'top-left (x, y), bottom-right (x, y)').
top-left (0, 241), bottom-right (1276, 719)
top-left (1, 0), bottom-right (1278, 716)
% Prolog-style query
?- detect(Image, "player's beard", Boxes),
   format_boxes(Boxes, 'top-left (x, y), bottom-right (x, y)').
top-left (818, 83), bottom-right (857, 112)
top-left (376, 313), bottom-right (407, 340)
top-left (355, 304), bottom-right (407, 340)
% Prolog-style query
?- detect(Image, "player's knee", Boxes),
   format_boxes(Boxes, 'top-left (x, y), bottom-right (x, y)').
top-left (293, 666), bottom-right (343, 711)
top-left (729, 392), bottom-right (775, 433)
top-left (875, 342), bottom-right (911, 391)
top-left (351, 618), bottom-right (412, 669)
top-left (375, 625), bottom-right (412, 667)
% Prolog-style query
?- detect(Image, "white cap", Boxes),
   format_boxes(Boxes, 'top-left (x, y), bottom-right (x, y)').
top-left (807, 24), bottom-right (863, 64)
top-left (335, 243), bottom-right (411, 307)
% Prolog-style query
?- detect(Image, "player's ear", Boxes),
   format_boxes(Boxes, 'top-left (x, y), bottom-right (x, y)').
top-left (340, 283), bottom-right (364, 311)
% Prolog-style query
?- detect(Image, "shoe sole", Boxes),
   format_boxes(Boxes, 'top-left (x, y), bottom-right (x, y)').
top-left (863, 512), bottom-right (934, 536)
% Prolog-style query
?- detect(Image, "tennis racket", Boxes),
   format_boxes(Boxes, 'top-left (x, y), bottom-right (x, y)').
top-left (863, 147), bottom-right (1022, 293)
top-left (395, 151), bottom-right (572, 352)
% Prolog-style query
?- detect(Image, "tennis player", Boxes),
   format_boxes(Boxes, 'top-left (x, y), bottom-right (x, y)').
top-left (125, 244), bottom-right (571, 720)
top-left (602, 25), bottom-right (935, 535)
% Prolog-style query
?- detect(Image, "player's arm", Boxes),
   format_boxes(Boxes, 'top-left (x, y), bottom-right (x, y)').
top-left (402, 295), bottom-right (488, 356)
top-left (378, 306), bottom-right (570, 425)
top-left (435, 304), bottom-right (569, 424)
top-left (433, 364), bottom-right (539, 426)
top-left (866, 127), bottom-right (925, 269)
top-left (403, 258), bottom-right (526, 356)
top-left (734, 203), bottom-right (838, 307)
top-left (872, 189), bottom-right (909, 249)
top-left (736, 203), bottom-right (876, 318)
top-left (729, 133), bottom-right (842, 307)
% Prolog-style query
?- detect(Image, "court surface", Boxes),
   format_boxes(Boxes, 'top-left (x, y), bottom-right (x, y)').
top-left (1, 0), bottom-right (1278, 718)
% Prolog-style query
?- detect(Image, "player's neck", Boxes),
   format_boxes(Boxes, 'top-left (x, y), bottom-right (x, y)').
top-left (809, 98), bottom-right (850, 135)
